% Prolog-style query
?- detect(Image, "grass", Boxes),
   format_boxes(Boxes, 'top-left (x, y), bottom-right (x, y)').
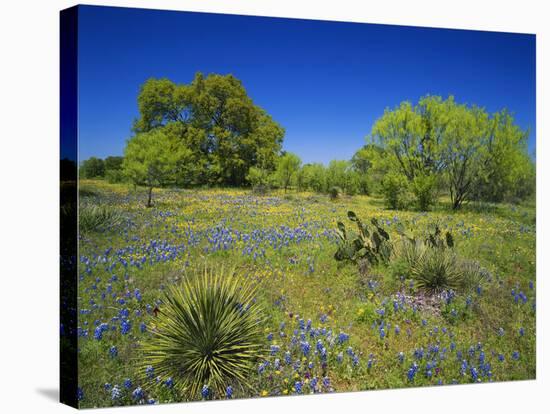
top-left (73, 180), bottom-right (536, 407)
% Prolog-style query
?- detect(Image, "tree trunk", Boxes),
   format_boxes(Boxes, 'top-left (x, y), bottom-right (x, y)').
top-left (146, 186), bottom-right (153, 208)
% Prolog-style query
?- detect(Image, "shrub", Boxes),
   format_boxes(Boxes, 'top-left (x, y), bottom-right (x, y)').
top-left (105, 169), bottom-right (125, 184)
top-left (329, 186), bottom-right (342, 200)
top-left (252, 184), bottom-right (270, 195)
top-left (141, 266), bottom-right (265, 399)
top-left (381, 172), bottom-right (411, 209)
top-left (411, 174), bottom-right (438, 211)
top-left (79, 204), bottom-right (123, 233)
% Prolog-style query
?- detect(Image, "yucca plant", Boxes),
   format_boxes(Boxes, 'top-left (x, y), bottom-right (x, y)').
top-left (141, 266), bottom-right (265, 399)
top-left (411, 249), bottom-right (462, 294)
top-left (79, 204), bottom-right (123, 233)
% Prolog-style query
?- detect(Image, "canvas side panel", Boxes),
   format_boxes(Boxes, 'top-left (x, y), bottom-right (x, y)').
top-left (60, 5), bottom-right (79, 409)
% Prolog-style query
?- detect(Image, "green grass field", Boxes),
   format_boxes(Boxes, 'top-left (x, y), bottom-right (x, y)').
top-left (75, 180), bottom-right (535, 407)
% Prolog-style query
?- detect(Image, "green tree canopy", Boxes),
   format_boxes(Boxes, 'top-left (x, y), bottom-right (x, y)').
top-left (122, 129), bottom-right (192, 207)
top-left (275, 152), bottom-right (301, 192)
top-left (80, 157), bottom-right (105, 179)
top-left (132, 73), bottom-right (285, 186)
top-left (371, 95), bottom-right (533, 209)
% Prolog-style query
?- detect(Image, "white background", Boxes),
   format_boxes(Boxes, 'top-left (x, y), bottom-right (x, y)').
top-left (0, 0), bottom-right (548, 412)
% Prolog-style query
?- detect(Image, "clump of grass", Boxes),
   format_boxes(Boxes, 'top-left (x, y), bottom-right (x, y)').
top-left (141, 266), bottom-right (265, 399)
top-left (252, 184), bottom-right (270, 196)
top-left (79, 204), bottom-right (123, 233)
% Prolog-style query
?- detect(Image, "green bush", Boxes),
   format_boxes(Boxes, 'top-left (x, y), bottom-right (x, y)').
top-left (79, 204), bottom-right (123, 233)
top-left (329, 186), bottom-right (342, 200)
top-left (381, 172), bottom-right (411, 209)
top-left (141, 266), bottom-right (265, 399)
top-left (411, 174), bottom-right (438, 211)
top-left (105, 169), bottom-right (125, 183)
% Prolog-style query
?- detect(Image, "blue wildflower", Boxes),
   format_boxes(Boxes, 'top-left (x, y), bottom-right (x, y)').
top-left (111, 385), bottom-right (122, 400)
top-left (407, 362), bottom-right (419, 381)
top-left (226, 385), bottom-right (233, 399)
top-left (109, 345), bottom-right (118, 358)
top-left (132, 387), bottom-right (144, 400)
top-left (337, 332), bottom-right (350, 344)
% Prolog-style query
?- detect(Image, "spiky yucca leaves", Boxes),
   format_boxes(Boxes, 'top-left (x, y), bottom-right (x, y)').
top-left (141, 267), bottom-right (265, 399)
top-left (79, 204), bottom-right (123, 233)
top-left (411, 249), bottom-right (463, 294)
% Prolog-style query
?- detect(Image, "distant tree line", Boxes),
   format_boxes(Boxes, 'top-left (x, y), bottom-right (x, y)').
top-left (79, 156), bottom-right (124, 183)
top-left (81, 73), bottom-right (534, 209)
top-left (367, 96), bottom-right (535, 209)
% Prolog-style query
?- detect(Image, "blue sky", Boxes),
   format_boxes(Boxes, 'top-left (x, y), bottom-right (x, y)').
top-left (76, 5), bottom-right (536, 164)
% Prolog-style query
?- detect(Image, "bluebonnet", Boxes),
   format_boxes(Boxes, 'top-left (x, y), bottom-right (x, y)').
top-left (398, 352), bottom-right (405, 363)
top-left (519, 327), bottom-right (525, 337)
top-left (267, 333), bottom-right (274, 341)
top-left (512, 351), bottom-right (520, 360)
top-left (165, 377), bottom-right (174, 388)
top-left (140, 322), bottom-right (147, 333)
top-left (295, 381), bottom-right (303, 394)
top-left (322, 376), bottom-right (331, 388)
top-left (120, 320), bottom-right (131, 335)
top-left (94, 323), bottom-right (109, 340)
top-left (104, 383), bottom-right (112, 391)
top-left (201, 385), bottom-right (210, 399)
top-left (310, 376), bottom-right (318, 391)
top-left (132, 387), bottom-right (144, 400)
top-left (226, 385), bottom-right (233, 399)
top-left (407, 362), bottom-right (419, 381)
top-left (284, 351), bottom-right (292, 364)
top-left (111, 385), bottom-right (122, 400)
top-left (337, 332), bottom-right (350, 344)
top-left (123, 379), bottom-right (132, 389)
top-left (77, 387), bottom-right (84, 401)
top-left (258, 361), bottom-right (269, 374)
top-left (470, 367), bottom-right (479, 382)
top-left (270, 345), bottom-right (280, 355)
top-left (109, 345), bottom-right (118, 358)
top-left (145, 365), bottom-right (154, 379)
top-left (300, 341), bottom-right (311, 356)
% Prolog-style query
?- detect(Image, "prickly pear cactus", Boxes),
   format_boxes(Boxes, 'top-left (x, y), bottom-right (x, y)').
top-left (334, 211), bottom-right (392, 265)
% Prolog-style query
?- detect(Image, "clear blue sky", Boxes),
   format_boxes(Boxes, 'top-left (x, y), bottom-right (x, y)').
top-left (76, 5), bottom-right (536, 164)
